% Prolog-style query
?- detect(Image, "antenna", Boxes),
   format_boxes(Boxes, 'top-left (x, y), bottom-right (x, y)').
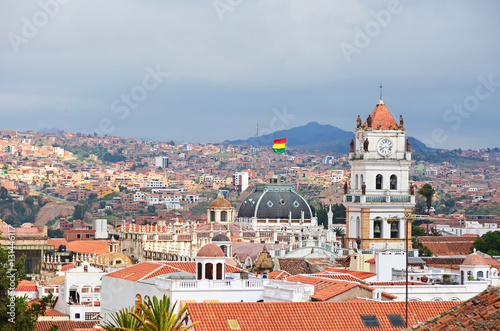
top-left (256, 123), bottom-right (259, 153)
top-left (379, 82), bottom-right (383, 99)
top-left (65, 109), bottom-right (69, 133)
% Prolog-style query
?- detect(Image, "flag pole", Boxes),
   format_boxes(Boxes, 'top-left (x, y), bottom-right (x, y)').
top-left (285, 148), bottom-right (288, 184)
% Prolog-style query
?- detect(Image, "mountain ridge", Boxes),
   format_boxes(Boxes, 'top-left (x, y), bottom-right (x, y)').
top-left (225, 121), bottom-right (432, 153)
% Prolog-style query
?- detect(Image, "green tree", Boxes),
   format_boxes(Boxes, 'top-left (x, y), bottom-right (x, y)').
top-left (147, 205), bottom-right (156, 215)
top-left (417, 183), bottom-right (435, 214)
top-left (101, 294), bottom-right (199, 331)
top-left (0, 245), bottom-right (55, 330)
top-left (472, 231), bottom-right (500, 255)
top-left (417, 183), bottom-right (435, 235)
top-left (73, 200), bottom-right (88, 220)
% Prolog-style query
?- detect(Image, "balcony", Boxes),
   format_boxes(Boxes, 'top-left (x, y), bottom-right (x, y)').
top-left (344, 195), bottom-right (414, 204)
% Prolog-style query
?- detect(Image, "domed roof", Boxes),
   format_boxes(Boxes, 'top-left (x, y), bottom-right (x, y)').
top-left (197, 244), bottom-right (225, 257)
top-left (209, 193), bottom-right (232, 208)
top-left (238, 183), bottom-right (312, 220)
top-left (463, 253), bottom-right (489, 266)
top-left (212, 233), bottom-right (230, 242)
top-left (364, 99), bottom-right (399, 130)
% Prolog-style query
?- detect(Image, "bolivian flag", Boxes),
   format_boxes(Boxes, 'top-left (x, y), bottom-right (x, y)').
top-left (273, 138), bottom-right (286, 154)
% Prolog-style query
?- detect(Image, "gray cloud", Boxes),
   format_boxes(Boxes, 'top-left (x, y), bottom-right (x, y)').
top-left (0, 0), bottom-right (499, 148)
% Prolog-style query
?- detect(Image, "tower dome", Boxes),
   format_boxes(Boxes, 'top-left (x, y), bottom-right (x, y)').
top-left (238, 183), bottom-right (312, 220)
top-left (209, 192), bottom-right (232, 208)
top-left (196, 243), bottom-right (225, 257)
top-left (212, 233), bottom-right (230, 242)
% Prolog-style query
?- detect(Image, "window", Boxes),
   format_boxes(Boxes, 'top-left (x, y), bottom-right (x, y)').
top-left (77, 234), bottom-right (81, 239)
top-left (390, 220), bottom-right (399, 238)
top-left (355, 174), bottom-right (359, 190)
top-left (376, 174), bottom-right (383, 190)
top-left (387, 315), bottom-right (405, 327)
top-left (85, 312), bottom-right (99, 320)
top-left (373, 218), bottom-right (382, 238)
top-left (360, 315), bottom-right (380, 327)
top-left (135, 294), bottom-right (142, 311)
top-left (216, 263), bottom-right (223, 280)
top-left (75, 313), bottom-right (80, 319)
top-left (221, 211), bottom-right (227, 222)
top-left (477, 271), bottom-right (484, 278)
top-left (210, 211), bottom-right (215, 222)
top-left (390, 175), bottom-right (397, 190)
top-left (197, 262), bottom-right (203, 280)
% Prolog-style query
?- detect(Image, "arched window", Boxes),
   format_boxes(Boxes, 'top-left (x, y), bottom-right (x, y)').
top-left (467, 270), bottom-right (473, 280)
top-left (390, 175), bottom-right (397, 190)
top-left (390, 220), bottom-right (399, 238)
top-left (477, 271), bottom-right (484, 279)
top-left (205, 263), bottom-right (213, 280)
top-left (373, 217), bottom-right (382, 238)
top-left (360, 175), bottom-right (364, 188)
top-left (356, 217), bottom-right (361, 238)
top-left (376, 174), bottom-right (383, 190)
top-left (216, 263), bottom-right (223, 280)
top-left (135, 294), bottom-right (142, 311)
top-left (197, 262), bottom-right (203, 280)
top-left (355, 175), bottom-right (359, 190)
top-left (221, 211), bottom-right (227, 222)
top-left (210, 211), bottom-right (215, 222)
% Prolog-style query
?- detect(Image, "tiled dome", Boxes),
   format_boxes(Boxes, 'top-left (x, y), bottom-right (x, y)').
top-left (212, 234), bottom-right (230, 242)
top-left (209, 195), bottom-right (232, 208)
top-left (462, 253), bottom-right (489, 266)
top-left (197, 244), bottom-right (225, 257)
top-left (364, 99), bottom-right (399, 130)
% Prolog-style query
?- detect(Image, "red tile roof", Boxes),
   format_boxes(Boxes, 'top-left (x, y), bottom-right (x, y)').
top-left (364, 99), bottom-right (399, 130)
top-left (197, 244), bottom-right (225, 257)
top-left (187, 301), bottom-right (459, 331)
top-left (105, 261), bottom-right (242, 282)
top-left (409, 286), bottom-right (500, 330)
top-left (268, 270), bottom-right (292, 280)
top-left (60, 263), bottom-right (75, 271)
top-left (14, 280), bottom-right (37, 292)
top-left (416, 236), bottom-right (475, 256)
top-left (286, 275), bottom-right (396, 301)
top-left (462, 253), bottom-right (489, 266)
top-left (36, 321), bottom-right (98, 331)
top-left (66, 240), bottom-right (110, 255)
top-left (315, 268), bottom-right (377, 280)
top-left (47, 238), bottom-right (68, 250)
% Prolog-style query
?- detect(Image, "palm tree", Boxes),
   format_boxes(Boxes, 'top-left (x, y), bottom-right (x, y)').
top-left (417, 183), bottom-right (435, 235)
top-left (101, 295), bottom-right (199, 331)
top-left (100, 307), bottom-right (142, 331)
top-left (130, 295), bottom-right (199, 331)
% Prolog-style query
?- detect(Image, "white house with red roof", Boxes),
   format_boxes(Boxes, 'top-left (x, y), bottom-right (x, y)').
top-left (100, 243), bottom-right (315, 323)
top-left (52, 262), bottom-right (105, 321)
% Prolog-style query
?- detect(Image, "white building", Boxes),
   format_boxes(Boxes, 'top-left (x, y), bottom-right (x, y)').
top-left (145, 180), bottom-right (168, 188)
top-left (154, 156), bottom-right (169, 168)
top-left (233, 172), bottom-right (249, 192)
top-left (344, 98), bottom-right (415, 250)
top-left (92, 219), bottom-right (108, 240)
top-left (53, 262), bottom-right (106, 321)
top-left (100, 244), bottom-right (314, 323)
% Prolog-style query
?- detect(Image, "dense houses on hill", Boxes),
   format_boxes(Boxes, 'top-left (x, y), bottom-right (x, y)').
top-left (1, 105), bottom-right (500, 330)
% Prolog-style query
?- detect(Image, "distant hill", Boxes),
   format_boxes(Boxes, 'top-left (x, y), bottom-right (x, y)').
top-left (225, 122), bottom-right (432, 153)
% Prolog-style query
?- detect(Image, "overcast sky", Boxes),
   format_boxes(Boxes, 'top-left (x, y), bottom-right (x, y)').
top-left (1, 0), bottom-right (499, 149)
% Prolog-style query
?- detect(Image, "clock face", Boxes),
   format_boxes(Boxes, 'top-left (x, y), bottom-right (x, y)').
top-left (377, 138), bottom-right (394, 156)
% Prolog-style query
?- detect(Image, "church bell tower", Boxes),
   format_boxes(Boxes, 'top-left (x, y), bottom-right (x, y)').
top-left (344, 98), bottom-right (415, 250)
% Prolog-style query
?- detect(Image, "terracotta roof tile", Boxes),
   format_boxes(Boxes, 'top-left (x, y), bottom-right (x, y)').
top-left (187, 301), bottom-right (458, 331)
top-left (105, 261), bottom-right (243, 282)
top-left (268, 270), bottom-right (292, 280)
top-left (47, 238), bottom-right (68, 250)
top-left (462, 253), bottom-right (489, 266)
top-left (315, 268), bottom-right (377, 280)
top-left (364, 99), bottom-right (399, 130)
top-left (66, 240), bottom-right (110, 255)
top-left (409, 286), bottom-right (500, 330)
top-left (277, 258), bottom-right (311, 275)
top-left (197, 244), bottom-right (225, 257)
top-left (36, 321), bottom-right (98, 331)
top-left (13, 280), bottom-right (37, 292)
top-left (416, 236), bottom-right (475, 256)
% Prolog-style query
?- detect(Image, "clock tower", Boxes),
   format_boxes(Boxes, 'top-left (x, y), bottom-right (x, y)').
top-left (344, 98), bottom-right (415, 250)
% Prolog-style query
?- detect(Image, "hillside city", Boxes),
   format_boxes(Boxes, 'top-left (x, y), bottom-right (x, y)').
top-left (2, 102), bottom-right (500, 330)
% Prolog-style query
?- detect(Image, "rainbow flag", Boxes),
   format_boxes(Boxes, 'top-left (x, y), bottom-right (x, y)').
top-left (273, 138), bottom-right (286, 154)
